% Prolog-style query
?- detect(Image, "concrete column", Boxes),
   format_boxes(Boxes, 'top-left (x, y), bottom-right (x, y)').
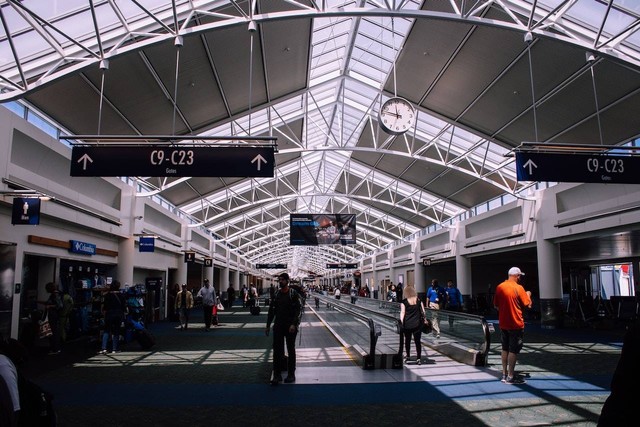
top-left (117, 237), bottom-right (135, 286)
top-left (456, 254), bottom-right (472, 311)
top-left (206, 264), bottom-right (215, 291)
top-left (233, 269), bottom-right (240, 291)
top-left (176, 254), bottom-right (188, 286)
top-left (219, 266), bottom-right (229, 295)
top-left (414, 259), bottom-right (425, 294)
top-left (537, 236), bottom-right (564, 329)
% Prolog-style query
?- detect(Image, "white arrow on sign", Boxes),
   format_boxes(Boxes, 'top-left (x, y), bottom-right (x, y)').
top-left (251, 154), bottom-right (267, 171)
top-left (523, 159), bottom-right (537, 175)
top-left (77, 153), bottom-right (93, 170)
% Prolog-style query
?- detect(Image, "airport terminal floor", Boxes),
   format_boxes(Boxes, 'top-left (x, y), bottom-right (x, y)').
top-left (20, 300), bottom-right (626, 427)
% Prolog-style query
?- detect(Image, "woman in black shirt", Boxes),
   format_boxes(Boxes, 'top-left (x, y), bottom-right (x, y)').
top-left (399, 285), bottom-right (426, 364)
top-left (99, 281), bottom-right (126, 354)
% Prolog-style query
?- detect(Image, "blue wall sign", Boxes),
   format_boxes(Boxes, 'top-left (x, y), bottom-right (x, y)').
top-left (12, 198), bottom-right (41, 225)
top-left (69, 240), bottom-right (96, 255)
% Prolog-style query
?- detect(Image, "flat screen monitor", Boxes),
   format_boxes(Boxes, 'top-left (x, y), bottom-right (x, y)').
top-left (290, 214), bottom-right (356, 246)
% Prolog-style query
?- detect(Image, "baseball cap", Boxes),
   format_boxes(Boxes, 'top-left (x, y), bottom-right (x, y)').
top-left (508, 267), bottom-right (525, 276)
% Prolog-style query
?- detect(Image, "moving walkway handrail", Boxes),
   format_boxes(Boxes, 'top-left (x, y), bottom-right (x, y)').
top-left (315, 293), bottom-right (400, 369)
top-left (318, 294), bottom-right (491, 366)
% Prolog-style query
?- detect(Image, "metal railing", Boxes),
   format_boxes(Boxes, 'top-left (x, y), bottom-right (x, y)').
top-left (313, 293), bottom-right (491, 367)
top-left (312, 293), bottom-right (402, 369)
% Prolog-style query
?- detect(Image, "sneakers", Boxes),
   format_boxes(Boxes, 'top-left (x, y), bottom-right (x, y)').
top-left (501, 374), bottom-right (507, 383)
top-left (284, 375), bottom-right (296, 383)
top-left (505, 376), bottom-right (526, 384)
top-left (403, 356), bottom-right (409, 364)
top-left (417, 359), bottom-right (422, 365)
top-left (98, 349), bottom-right (107, 355)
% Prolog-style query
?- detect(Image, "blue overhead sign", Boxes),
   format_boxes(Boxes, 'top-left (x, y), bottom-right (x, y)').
top-left (515, 152), bottom-right (639, 184)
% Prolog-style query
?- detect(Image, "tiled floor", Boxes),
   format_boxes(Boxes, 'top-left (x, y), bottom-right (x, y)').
top-left (18, 303), bottom-right (625, 426)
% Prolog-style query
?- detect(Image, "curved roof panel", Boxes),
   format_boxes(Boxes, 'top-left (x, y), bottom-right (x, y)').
top-left (2, 0), bottom-right (639, 278)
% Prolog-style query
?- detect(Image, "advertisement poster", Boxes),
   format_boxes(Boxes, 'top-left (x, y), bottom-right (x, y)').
top-left (290, 214), bottom-right (356, 246)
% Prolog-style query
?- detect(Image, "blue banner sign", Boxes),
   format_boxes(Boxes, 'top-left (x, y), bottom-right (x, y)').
top-left (69, 240), bottom-right (96, 255)
top-left (139, 236), bottom-right (155, 252)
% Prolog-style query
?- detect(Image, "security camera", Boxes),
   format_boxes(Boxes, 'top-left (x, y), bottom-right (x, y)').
top-left (524, 32), bottom-right (533, 44)
top-left (248, 21), bottom-right (257, 32)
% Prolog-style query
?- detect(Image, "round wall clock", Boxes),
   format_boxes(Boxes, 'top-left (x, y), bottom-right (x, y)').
top-left (378, 97), bottom-right (416, 135)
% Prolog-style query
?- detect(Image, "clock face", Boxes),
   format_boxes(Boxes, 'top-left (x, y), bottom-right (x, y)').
top-left (378, 97), bottom-right (416, 135)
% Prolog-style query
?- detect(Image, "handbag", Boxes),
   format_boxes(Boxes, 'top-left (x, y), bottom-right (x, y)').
top-left (421, 318), bottom-right (433, 334)
top-left (38, 312), bottom-right (53, 339)
top-left (216, 302), bottom-right (225, 311)
top-left (420, 304), bottom-right (432, 334)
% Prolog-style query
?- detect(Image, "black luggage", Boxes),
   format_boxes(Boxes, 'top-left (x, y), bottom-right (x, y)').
top-left (250, 305), bottom-right (261, 315)
top-left (136, 328), bottom-right (156, 349)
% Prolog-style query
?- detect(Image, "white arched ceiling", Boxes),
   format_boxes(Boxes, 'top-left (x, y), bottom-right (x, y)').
top-left (2, 1), bottom-right (639, 278)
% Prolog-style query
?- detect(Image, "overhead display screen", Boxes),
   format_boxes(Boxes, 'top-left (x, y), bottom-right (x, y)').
top-left (290, 214), bottom-right (356, 246)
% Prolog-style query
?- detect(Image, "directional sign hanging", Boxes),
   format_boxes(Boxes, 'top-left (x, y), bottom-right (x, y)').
top-left (70, 146), bottom-right (275, 177)
top-left (256, 263), bottom-right (287, 269)
top-left (326, 263), bottom-right (358, 269)
top-left (515, 152), bottom-right (640, 184)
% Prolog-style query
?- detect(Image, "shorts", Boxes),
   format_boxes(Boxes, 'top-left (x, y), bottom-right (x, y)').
top-left (500, 328), bottom-right (524, 354)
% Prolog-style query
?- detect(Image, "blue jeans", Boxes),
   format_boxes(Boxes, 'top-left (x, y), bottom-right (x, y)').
top-left (102, 311), bottom-right (123, 351)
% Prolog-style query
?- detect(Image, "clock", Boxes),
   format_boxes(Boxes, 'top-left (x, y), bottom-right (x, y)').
top-left (378, 97), bottom-right (416, 135)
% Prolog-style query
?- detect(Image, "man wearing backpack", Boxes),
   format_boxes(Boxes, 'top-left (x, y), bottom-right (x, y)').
top-left (265, 273), bottom-right (302, 385)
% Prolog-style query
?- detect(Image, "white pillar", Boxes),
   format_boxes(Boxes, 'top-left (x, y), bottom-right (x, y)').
top-left (117, 237), bottom-right (135, 286)
top-left (220, 266), bottom-right (229, 294)
top-left (456, 253), bottom-right (472, 310)
top-left (206, 264), bottom-right (214, 291)
top-left (233, 269), bottom-right (240, 290)
top-left (414, 259), bottom-right (425, 294)
top-left (176, 253), bottom-right (188, 286)
top-left (537, 236), bottom-right (563, 328)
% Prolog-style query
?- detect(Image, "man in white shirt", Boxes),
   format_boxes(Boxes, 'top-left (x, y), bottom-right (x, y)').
top-left (197, 279), bottom-right (217, 331)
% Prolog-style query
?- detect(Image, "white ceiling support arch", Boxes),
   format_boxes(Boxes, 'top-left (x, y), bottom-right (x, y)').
top-left (3, 2), bottom-right (640, 99)
top-left (3, 1), bottom-right (639, 278)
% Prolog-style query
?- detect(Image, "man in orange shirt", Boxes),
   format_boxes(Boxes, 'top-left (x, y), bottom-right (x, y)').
top-left (493, 267), bottom-right (532, 384)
